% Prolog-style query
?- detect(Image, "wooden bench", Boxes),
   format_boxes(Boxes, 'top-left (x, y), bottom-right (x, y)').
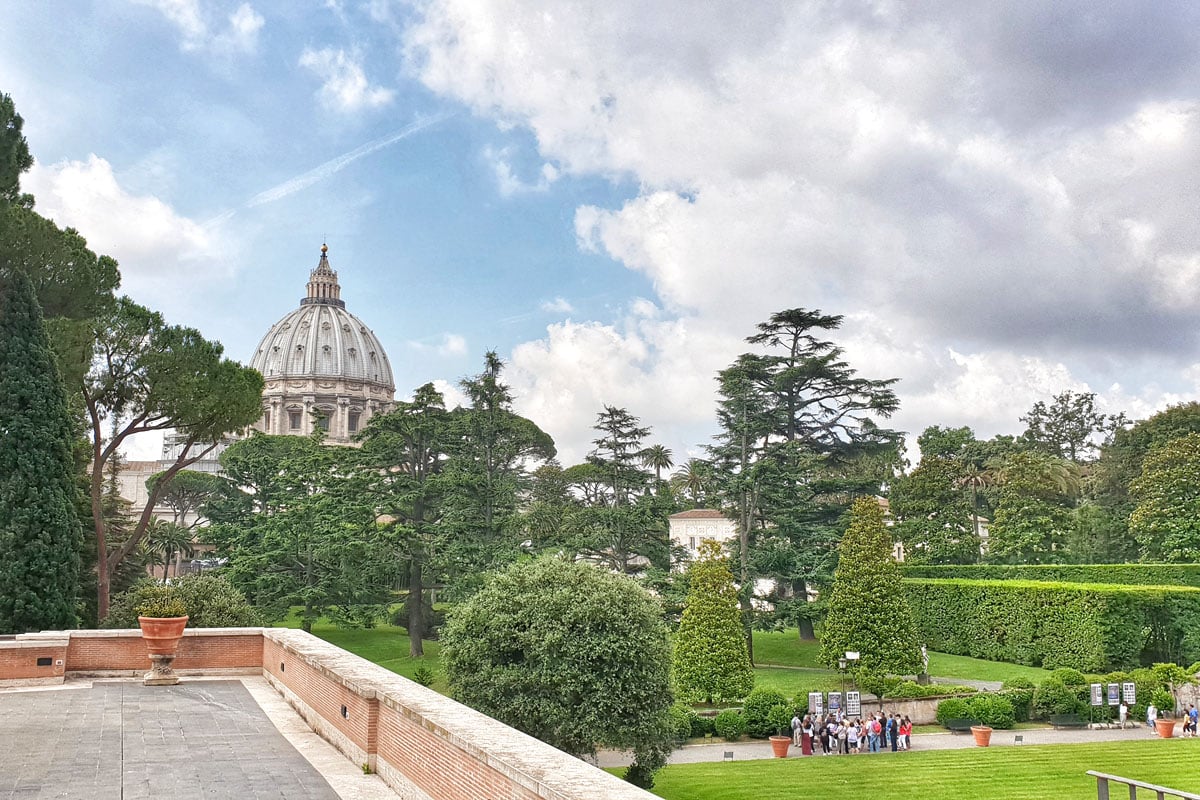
top-left (944, 718), bottom-right (980, 733)
top-left (1050, 713), bottom-right (1087, 729)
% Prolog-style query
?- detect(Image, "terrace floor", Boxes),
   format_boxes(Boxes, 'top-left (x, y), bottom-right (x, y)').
top-left (0, 678), bottom-right (396, 800)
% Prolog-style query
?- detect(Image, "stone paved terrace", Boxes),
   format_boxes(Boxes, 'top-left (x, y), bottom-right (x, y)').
top-left (0, 679), bottom-right (343, 799)
top-left (0, 628), bottom-right (658, 800)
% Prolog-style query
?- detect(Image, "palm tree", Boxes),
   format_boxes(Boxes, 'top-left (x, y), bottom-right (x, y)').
top-left (956, 464), bottom-right (994, 545)
top-left (640, 444), bottom-right (674, 483)
top-left (144, 520), bottom-right (195, 583)
top-left (671, 458), bottom-right (715, 507)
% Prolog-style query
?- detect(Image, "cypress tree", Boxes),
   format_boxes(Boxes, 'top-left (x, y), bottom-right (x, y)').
top-left (820, 497), bottom-right (921, 674)
top-left (0, 269), bottom-right (81, 632)
top-left (672, 540), bottom-right (754, 704)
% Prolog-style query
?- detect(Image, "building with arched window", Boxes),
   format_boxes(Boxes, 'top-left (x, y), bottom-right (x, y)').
top-left (248, 245), bottom-right (396, 443)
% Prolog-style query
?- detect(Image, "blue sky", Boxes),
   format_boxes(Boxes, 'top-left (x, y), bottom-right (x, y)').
top-left (5, 1), bottom-right (1200, 465)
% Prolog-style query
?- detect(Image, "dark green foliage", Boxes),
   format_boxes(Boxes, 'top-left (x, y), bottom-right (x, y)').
top-left (667, 705), bottom-right (693, 744)
top-left (0, 92), bottom-right (33, 204)
top-left (103, 574), bottom-right (261, 628)
top-left (441, 556), bottom-right (674, 782)
top-left (0, 270), bottom-right (81, 633)
top-left (1149, 687), bottom-right (1175, 715)
top-left (1130, 434), bottom-right (1200, 561)
top-left (890, 455), bottom-right (980, 564)
top-left (889, 681), bottom-right (977, 699)
top-left (966, 694), bottom-right (1016, 729)
top-left (820, 498), bottom-right (921, 674)
top-left (908, 578), bottom-right (1200, 670)
top-left (986, 450), bottom-right (1077, 564)
top-left (935, 698), bottom-right (972, 725)
top-left (672, 540), bottom-right (754, 704)
top-left (900, 563), bottom-right (1200, 587)
top-left (412, 666), bottom-right (435, 688)
top-left (1032, 679), bottom-right (1085, 718)
top-left (1001, 679), bottom-right (1035, 722)
top-left (689, 713), bottom-right (716, 738)
top-left (714, 710), bottom-right (746, 740)
top-left (742, 688), bottom-right (789, 738)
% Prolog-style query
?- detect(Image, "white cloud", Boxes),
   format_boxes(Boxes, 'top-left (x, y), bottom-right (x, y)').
top-left (404, 2), bottom-right (1200, 465)
top-left (133, 0), bottom-right (263, 54)
top-left (299, 47), bottom-right (394, 113)
top-left (539, 297), bottom-right (573, 314)
top-left (483, 145), bottom-right (559, 196)
top-left (406, 333), bottom-right (469, 357)
top-left (24, 154), bottom-right (219, 298)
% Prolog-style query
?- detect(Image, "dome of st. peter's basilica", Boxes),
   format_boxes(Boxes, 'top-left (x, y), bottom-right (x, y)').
top-left (248, 245), bottom-right (396, 443)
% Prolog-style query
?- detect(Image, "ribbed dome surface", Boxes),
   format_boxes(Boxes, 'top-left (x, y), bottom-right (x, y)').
top-left (250, 304), bottom-right (394, 387)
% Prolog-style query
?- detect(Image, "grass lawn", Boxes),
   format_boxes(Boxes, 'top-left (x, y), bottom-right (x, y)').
top-left (648, 739), bottom-right (1200, 800)
top-left (751, 629), bottom-right (1052, 685)
top-left (274, 612), bottom-right (447, 692)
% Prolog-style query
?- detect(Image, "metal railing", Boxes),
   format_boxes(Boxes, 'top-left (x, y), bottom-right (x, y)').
top-left (1088, 771), bottom-right (1200, 800)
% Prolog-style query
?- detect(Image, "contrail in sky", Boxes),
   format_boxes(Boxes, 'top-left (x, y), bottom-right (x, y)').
top-left (204, 112), bottom-right (452, 225)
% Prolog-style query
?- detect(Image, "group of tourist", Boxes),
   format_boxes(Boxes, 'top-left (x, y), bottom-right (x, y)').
top-left (790, 711), bottom-right (913, 755)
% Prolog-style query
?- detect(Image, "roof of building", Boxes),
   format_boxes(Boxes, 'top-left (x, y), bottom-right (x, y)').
top-left (249, 246), bottom-right (395, 390)
top-left (669, 509), bottom-right (729, 520)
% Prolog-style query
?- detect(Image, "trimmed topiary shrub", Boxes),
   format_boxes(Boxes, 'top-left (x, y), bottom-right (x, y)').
top-left (935, 697), bottom-right (972, 726)
top-left (1001, 678), bottom-right (1035, 722)
top-left (714, 709), bottom-right (746, 741)
top-left (900, 564), bottom-right (1200, 587)
top-left (907, 578), bottom-right (1200, 670)
top-left (742, 688), bottom-right (789, 738)
top-left (689, 713), bottom-right (715, 738)
top-left (667, 705), bottom-right (692, 744)
top-left (967, 694), bottom-right (1016, 729)
top-left (890, 680), bottom-right (978, 699)
top-left (1032, 678), bottom-right (1085, 719)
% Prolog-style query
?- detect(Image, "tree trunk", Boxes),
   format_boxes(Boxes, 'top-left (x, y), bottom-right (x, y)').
top-left (408, 559), bottom-right (425, 657)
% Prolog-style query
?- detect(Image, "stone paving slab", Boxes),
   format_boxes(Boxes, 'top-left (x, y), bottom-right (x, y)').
top-left (0, 680), bottom-right (340, 799)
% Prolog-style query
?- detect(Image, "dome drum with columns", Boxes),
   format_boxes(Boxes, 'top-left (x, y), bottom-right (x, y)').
top-left (249, 245), bottom-right (395, 443)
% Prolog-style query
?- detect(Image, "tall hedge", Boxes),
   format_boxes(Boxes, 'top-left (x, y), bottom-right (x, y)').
top-left (907, 578), bottom-right (1200, 670)
top-left (900, 563), bottom-right (1200, 588)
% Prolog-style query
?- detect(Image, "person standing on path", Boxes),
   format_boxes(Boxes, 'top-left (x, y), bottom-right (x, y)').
top-left (792, 712), bottom-right (803, 746)
top-left (1147, 702), bottom-right (1158, 729)
top-left (889, 714), bottom-right (899, 751)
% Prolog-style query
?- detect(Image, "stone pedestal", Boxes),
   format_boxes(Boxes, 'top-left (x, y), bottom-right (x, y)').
top-left (144, 654), bottom-right (180, 686)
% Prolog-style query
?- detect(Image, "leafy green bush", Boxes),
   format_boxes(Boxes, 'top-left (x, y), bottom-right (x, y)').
top-left (967, 694), bottom-right (1016, 729)
top-left (1150, 687), bottom-right (1175, 716)
top-left (412, 666), bottom-right (435, 687)
top-left (1001, 676), bottom-right (1036, 722)
top-left (1032, 679), bottom-right (1085, 719)
top-left (742, 688), bottom-right (790, 738)
top-left (907, 578), bottom-right (1200, 670)
top-left (714, 710), bottom-right (746, 741)
top-left (900, 564), bottom-right (1200, 587)
top-left (1049, 668), bottom-right (1087, 687)
top-left (890, 680), bottom-right (978, 699)
top-left (105, 575), bottom-right (262, 628)
top-left (667, 705), bottom-right (693, 744)
top-left (935, 697), bottom-right (972, 726)
top-left (689, 712), bottom-right (715, 738)
top-left (765, 704), bottom-right (793, 737)
top-left (132, 584), bottom-right (187, 618)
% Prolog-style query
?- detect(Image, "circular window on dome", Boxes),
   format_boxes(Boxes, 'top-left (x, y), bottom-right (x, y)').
top-left (321, 321), bottom-right (331, 331)
top-left (348, 347), bottom-right (357, 356)
top-left (342, 324), bottom-right (351, 332)
top-left (322, 345), bottom-right (331, 353)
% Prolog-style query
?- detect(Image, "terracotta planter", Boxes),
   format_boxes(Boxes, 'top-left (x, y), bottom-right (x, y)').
top-left (769, 735), bottom-right (791, 758)
top-left (138, 616), bottom-right (189, 656)
top-left (970, 725), bottom-right (993, 747)
top-left (1155, 718), bottom-right (1177, 738)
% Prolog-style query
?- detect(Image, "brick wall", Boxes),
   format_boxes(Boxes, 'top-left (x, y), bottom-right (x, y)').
top-left (0, 628), bottom-right (657, 800)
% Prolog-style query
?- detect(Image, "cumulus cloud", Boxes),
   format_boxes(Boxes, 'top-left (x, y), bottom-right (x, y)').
top-left (133, 0), bottom-right (264, 54)
top-left (401, 1), bottom-right (1200, 462)
top-left (299, 47), bottom-right (395, 112)
top-left (539, 297), bottom-right (573, 314)
top-left (407, 333), bottom-right (469, 357)
top-left (483, 145), bottom-right (559, 196)
top-left (24, 154), bottom-right (219, 298)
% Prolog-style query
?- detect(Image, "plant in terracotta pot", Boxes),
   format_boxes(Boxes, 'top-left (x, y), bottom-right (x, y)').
top-left (136, 586), bottom-right (189, 686)
top-left (767, 704), bottom-right (793, 757)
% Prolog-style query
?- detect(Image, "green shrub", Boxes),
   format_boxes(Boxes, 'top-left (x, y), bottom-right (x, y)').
top-left (935, 697), bottom-right (973, 726)
top-left (689, 712), bottom-right (715, 738)
top-left (105, 576), bottom-right (261, 628)
top-left (667, 705), bottom-right (693, 743)
top-left (742, 688), bottom-right (789, 738)
top-left (1032, 679), bottom-right (1085, 719)
top-left (1150, 687), bottom-right (1175, 716)
top-left (907, 578), bottom-right (1200, 670)
top-left (714, 710), bottom-right (746, 741)
top-left (412, 666), bottom-right (435, 687)
top-left (900, 564), bottom-right (1200, 587)
top-left (967, 694), bottom-right (1016, 729)
top-left (890, 680), bottom-right (977, 699)
top-left (132, 584), bottom-right (187, 618)
top-left (1049, 668), bottom-right (1087, 687)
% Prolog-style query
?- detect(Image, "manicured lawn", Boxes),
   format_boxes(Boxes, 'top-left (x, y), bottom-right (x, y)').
top-left (751, 666), bottom-right (840, 697)
top-left (751, 628), bottom-right (1052, 685)
top-left (275, 612), bottom-right (446, 692)
top-left (649, 739), bottom-right (1200, 800)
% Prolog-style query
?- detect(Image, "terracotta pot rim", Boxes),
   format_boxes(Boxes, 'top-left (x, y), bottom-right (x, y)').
top-left (137, 615), bottom-right (190, 622)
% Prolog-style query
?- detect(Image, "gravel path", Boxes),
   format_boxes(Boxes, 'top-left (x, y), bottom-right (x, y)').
top-left (597, 723), bottom-right (1167, 768)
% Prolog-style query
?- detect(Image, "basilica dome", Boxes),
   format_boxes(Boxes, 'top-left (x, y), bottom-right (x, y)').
top-left (248, 245), bottom-right (396, 443)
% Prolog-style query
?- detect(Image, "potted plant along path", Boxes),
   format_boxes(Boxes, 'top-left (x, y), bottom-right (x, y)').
top-left (136, 586), bottom-right (189, 686)
top-left (970, 724), bottom-right (993, 747)
top-left (768, 704), bottom-right (793, 757)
